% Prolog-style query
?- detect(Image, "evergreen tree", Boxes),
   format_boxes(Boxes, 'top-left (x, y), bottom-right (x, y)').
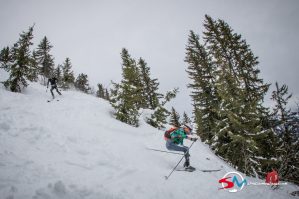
top-left (137, 57), bottom-right (170, 129)
top-left (3, 26), bottom-right (35, 92)
top-left (170, 107), bottom-right (181, 127)
top-left (110, 49), bottom-right (178, 128)
top-left (61, 57), bottom-right (75, 89)
top-left (75, 73), bottom-right (90, 93)
top-left (0, 46), bottom-right (12, 70)
top-left (96, 83), bottom-right (105, 99)
top-left (147, 105), bottom-right (170, 129)
top-left (138, 58), bottom-right (162, 109)
top-left (110, 49), bottom-right (142, 127)
top-left (96, 83), bottom-right (110, 101)
top-left (54, 64), bottom-right (63, 87)
top-left (185, 30), bottom-right (218, 142)
top-left (147, 88), bottom-right (178, 129)
top-left (162, 88), bottom-right (179, 106)
top-left (105, 88), bottom-right (110, 101)
top-left (35, 36), bottom-right (55, 85)
top-left (27, 50), bottom-right (39, 82)
top-left (207, 15), bottom-right (269, 175)
top-left (185, 15), bottom-right (270, 176)
top-left (182, 112), bottom-right (192, 125)
top-left (271, 82), bottom-right (299, 185)
top-left (194, 106), bottom-right (205, 137)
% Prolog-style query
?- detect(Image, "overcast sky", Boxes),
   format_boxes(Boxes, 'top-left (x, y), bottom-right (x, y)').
top-left (1, 0), bottom-right (299, 115)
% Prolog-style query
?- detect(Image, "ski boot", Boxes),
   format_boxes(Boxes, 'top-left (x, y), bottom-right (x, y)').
top-left (184, 160), bottom-right (195, 172)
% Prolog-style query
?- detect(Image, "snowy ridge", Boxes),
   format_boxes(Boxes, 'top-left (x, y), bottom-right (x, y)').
top-left (0, 80), bottom-right (298, 199)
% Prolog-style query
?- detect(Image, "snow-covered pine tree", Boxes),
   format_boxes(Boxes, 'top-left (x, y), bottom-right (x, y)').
top-left (61, 58), bottom-right (75, 89)
top-left (185, 30), bottom-right (218, 142)
top-left (3, 26), bottom-right (35, 92)
top-left (35, 36), bottom-right (55, 85)
top-left (170, 107), bottom-right (181, 127)
top-left (110, 48), bottom-right (142, 127)
top-left (186, 15), bottom-right (271, 176)
top-left (75, 73), bottom-right (91, 93)
top-left (271, 82), bottom-right (299, 185)
top-left (209, 15), bottom-right (270, 175)
top-left (137, 58), bottom-right (162, 109)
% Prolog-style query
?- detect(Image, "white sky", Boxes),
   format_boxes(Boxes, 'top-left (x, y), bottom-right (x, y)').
top-left (1, 0), bottom-right (299, 115)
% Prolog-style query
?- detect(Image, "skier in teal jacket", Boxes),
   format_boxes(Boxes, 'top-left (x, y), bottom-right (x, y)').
top-left (164, 124), bottom-right (197, 168)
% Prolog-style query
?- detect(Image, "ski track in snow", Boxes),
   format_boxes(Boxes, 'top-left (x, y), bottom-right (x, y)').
top-left (0, 76), bottom-right (298, 199)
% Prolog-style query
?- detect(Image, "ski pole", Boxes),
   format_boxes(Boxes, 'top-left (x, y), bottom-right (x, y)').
top-left (146, 148), bottom-right (184, 155)
top-left (164, 140), bottom-right (196, 180)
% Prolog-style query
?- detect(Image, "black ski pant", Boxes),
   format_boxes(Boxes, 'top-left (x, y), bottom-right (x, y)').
top-left (50, 85), bottom-right (61, 98)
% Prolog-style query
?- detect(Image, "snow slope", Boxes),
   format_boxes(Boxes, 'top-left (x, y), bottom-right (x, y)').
top-left (0, 77), bottom-right (298, 199)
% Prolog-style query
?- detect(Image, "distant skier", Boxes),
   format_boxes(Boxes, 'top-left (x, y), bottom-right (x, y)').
top-left (164, 124), bottom-right (197, 169)
top-left (47, 76), bottom-right (61, 99)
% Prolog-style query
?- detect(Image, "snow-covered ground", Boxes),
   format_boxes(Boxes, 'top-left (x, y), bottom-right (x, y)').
top-left (0, 73), bottom-right (298, 199)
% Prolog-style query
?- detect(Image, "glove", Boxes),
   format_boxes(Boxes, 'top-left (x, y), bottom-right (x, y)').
top-left (190, 137), bottom-right (198, 142)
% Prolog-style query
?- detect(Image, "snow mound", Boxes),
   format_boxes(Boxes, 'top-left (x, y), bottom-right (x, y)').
top-left (0, 78), bottom-right (298, 199)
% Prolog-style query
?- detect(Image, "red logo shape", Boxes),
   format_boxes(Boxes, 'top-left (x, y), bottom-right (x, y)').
top-left (219, 177), bottom-right (234, 190)
top-left (266, 169), bottom-right (279, 184)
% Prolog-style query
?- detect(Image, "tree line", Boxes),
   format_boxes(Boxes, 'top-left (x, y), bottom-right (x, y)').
top-left (0, 25), bottom-right (107, 98)
top-left (109, 48), bottom-right (179, 128)
top-left (185, 15), bottom-right (298, 184)
top-left (0, 25), bottom-right (184, 129)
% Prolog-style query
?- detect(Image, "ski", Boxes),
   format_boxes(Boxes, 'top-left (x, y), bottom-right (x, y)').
top-left (47, 99), bottom-right (59, 102)
top-left (175, 168), bottom-right (221, 172)
top-left (146, 148), bottom-right (184, 155)
top-left (175, 169), bottom-right (195, 172)
top-left (200, 169), bottom-right (221, 172)
top-left (176, 166), bottom-right (196, 172)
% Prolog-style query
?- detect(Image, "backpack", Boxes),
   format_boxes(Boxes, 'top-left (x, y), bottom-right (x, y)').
top-left (164, 127), bottom-right (178, 139)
